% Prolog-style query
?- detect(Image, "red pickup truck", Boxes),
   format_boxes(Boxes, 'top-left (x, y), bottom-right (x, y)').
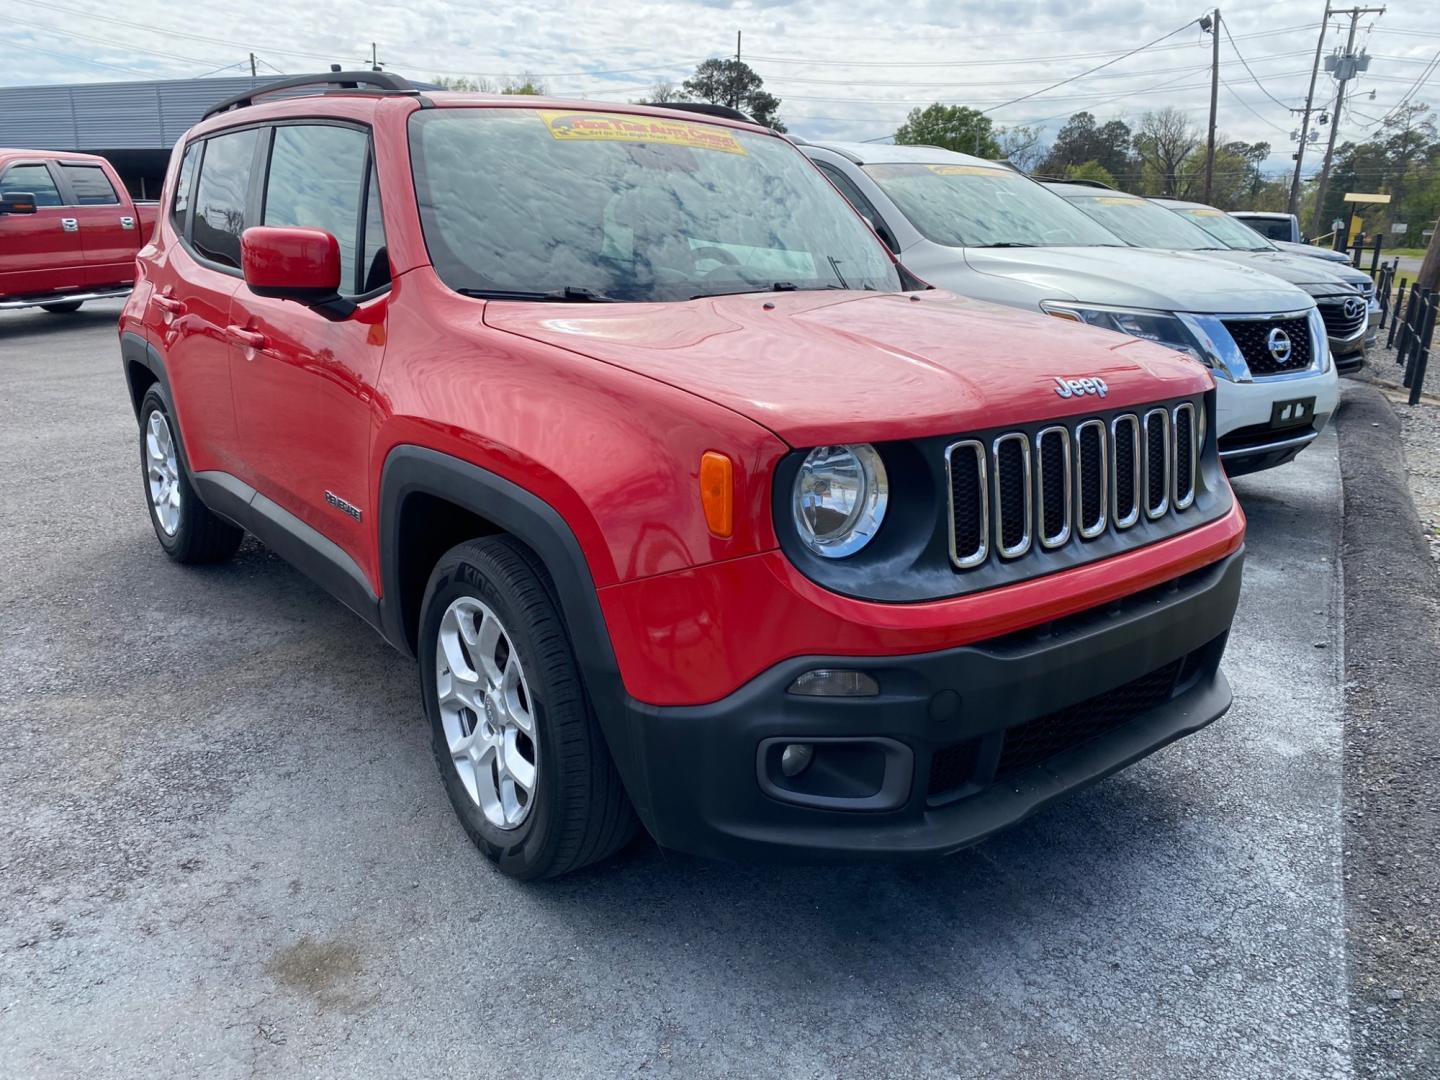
top-left (0, 148), bottom-right (158, 313)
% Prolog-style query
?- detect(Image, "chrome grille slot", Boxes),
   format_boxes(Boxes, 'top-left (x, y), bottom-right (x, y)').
top-left (1074, 419), bottom-right (1107, 539)
top-left (945, 439), bottom-right (989, 569)
top-left (1142, 408), bottom-right (1170, 520)
top-left (1172, 403), bottom-right (1197, 510)
top-left (1035, 426), bottom-right (1072, 549)
top-left (1111, 415), bottom-right (1141, 529)
top-left (992, 433), bottom-right (1032, 559)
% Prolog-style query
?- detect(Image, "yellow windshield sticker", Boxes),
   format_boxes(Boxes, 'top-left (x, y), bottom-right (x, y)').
top-left (539, 111), bottom-right (746, 154)
top-left (1188, 208), bottom-right (1225, 217)
top-left (1096, 196), bottom-right (1144, 205)
top-left (925, 164), bottom-right (1012, 177)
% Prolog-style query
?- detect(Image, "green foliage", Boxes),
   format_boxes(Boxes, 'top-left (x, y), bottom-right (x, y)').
top-left (893, 104), bottom-right (1000, 158)
top-left (1063, 160), bottom-right (1118, 188)
top-left (1040, 112), bottom-right (1133, 179)
top-left (682, 59), bottom-right (784, 130)
top-left (429, 75), bottom-right (545, 95)
top-left (1316, 105), bottom-right (1440, 243)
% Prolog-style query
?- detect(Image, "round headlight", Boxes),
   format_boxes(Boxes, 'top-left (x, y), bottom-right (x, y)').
top-left (792, 444), bottom-right (888, 558)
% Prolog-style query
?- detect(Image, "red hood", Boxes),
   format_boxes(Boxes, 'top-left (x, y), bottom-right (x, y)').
top-left (483, 290), bottom-right (1212, 446)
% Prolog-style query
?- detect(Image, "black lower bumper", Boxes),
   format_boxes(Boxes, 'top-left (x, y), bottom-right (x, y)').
top-left (613, 548), bottom-right (1244, 862)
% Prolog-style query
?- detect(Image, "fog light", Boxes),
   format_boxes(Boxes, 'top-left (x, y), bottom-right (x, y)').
top-left (787, 669), bottom-right (880, 697)
top-left (780, 743), bottom-right (814, 777)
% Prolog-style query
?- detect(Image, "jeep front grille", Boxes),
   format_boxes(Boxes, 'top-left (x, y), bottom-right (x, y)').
top-left (947, 401), bottom-right (1203, 572)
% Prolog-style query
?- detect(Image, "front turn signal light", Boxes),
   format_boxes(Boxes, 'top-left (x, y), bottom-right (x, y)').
top-left (699, 451), bottom-right (733, 538)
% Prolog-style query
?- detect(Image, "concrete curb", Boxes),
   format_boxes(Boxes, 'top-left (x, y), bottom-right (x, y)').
top-left (1336, 383), bottom-right (1440, 1078)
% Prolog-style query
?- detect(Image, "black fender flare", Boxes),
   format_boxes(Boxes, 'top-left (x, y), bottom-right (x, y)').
top-left (120, 330), bottom-right (171, 419)
top-left (376, 446), bottom-right (653, 823)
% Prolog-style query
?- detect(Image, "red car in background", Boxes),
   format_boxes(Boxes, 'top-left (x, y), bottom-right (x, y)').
top-left (0, 148), bottom-right (157, 313)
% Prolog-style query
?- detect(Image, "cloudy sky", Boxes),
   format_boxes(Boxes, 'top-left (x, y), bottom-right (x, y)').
top-left (2, 0), bottom-right (1436, 175)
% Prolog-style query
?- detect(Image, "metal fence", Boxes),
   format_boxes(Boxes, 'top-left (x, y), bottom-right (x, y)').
top-left (1388, 280), bottom-right (1439, 405)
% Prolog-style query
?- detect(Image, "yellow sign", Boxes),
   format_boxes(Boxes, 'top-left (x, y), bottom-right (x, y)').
top-left (925, 164), bottom-right (1010, 177)
top-left (1342, 192), bottom-right (1392, 204)
top-left (539, 111), bottom-right (746, 154)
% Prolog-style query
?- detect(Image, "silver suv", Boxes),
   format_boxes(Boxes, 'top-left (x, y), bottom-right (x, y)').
top-left (801, 141), bottom-right (1338, 476)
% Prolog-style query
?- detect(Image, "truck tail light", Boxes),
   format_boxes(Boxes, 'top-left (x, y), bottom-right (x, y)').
top-left (699, 451), bottom-right (733, 538)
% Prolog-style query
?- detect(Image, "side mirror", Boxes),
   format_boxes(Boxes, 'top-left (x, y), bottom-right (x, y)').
top-left (0, 191), bottom-right (38, 215)
top-left (241, 226), bottom-right (356, 319)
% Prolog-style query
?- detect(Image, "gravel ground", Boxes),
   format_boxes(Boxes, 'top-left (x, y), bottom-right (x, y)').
top-left (0, 301), bottom-right (1375, 1078)
top-left (1354, 344), bottom-right (1440, 572)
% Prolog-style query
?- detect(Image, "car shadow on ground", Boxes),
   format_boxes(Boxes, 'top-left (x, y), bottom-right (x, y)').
top-left (0, 302), bottom-right (125, 339)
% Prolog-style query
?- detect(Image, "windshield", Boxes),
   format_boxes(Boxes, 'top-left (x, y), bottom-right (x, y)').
top-left (862, 162), bottom-right (1121, 248)
top-left (1064, 194), bottom-right (1220, 251)
top-left (1237, 216), bottom-right (1293, 241)
top-left (409, 108), bottom-right (902, 302)
top-left (1168, 205), bottom-right (1274, 252)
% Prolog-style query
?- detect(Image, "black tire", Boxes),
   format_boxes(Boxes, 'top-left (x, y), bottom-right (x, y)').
top-left (419, 536), bottom-right (638, 879)
top-left (138, 385), bottom-right (244, 564)
top-left (40, 301), bottom-right (84, 314)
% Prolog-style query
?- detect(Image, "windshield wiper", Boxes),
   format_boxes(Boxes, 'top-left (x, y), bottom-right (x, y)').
top-left (457, 286), bottom-right (624, 303)
top-left (982, 242), bottom-right (1037, 248)
top-left (689, 282), bottom-right (851, 300)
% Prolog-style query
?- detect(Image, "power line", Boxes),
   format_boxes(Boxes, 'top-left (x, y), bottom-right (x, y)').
top-left (744, 25), bottom-right (1315, 67)
top-left (1219, 76), bottom-right (1293, 132)
top-left (1222, 19), bottom-right (1300, 109)
top-left (981, 17), bottom-right (1208, 114)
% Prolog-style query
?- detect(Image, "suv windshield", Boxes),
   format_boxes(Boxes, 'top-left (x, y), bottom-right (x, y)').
top-left (1167, 205), bottom-right (1274, 252)
top-left (409, 108), bottom-right (902, 302)
top-left (1062, 193), bottom-right (1222, 251)
top-left (861, 162), bottom-right (1121, 248)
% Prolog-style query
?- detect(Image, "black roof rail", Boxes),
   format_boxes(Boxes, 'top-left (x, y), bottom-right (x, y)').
top-left (203, 70), bottom-right (419, 120)
top-left (655, 102), bottom-right (757, 124)
top-left (1035, 175), bottom-right (1118, 190)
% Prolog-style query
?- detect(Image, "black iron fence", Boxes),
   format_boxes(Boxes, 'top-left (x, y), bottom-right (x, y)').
top-left (1391, 284), bottom-right (1439, 405)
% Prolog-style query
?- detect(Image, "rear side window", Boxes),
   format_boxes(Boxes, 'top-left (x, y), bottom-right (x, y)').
top-left (192, 128), bottom-right (260, 269)
top-left (171, 143), bottom-right (199, 234)
top-left (263, 124), bottom-right (374, 295)
top-left (1, 163), bottom-right (63, 207)
top-left (60, 163), bottom-right (119, 205)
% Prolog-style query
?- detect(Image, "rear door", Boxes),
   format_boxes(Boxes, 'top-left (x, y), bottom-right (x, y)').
top-left (0, 159), bottom-right (85, 297)
top-left (228, 121), bottom-right (391, 577)
top-left (54, 161), bottom-right (138, 288)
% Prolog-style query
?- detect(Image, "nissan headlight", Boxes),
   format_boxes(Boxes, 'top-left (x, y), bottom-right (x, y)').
top-left (1041, 302), bottom-right (1214, 367)
top-left (793, 444), bottom-right (888, 558)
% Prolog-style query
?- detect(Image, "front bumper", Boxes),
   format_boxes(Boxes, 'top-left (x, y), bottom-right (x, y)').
top-left (1215, 366), bottom-right (1339, 475)
top-left (615, 548), bottom-right (1243, 862)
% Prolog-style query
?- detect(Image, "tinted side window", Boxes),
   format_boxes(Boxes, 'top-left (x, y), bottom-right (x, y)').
top-left (816, 162), bottom-right (898, 253)
top-left (1, 163), bottom-right (63, 207)
top-left (171, 144), bottom-right (199, 234)
top-left (263, 125), bottom-right (370, 295)
top-left (192, 129), bottom-right (260, 269)
top-left (60, 164), bottom-right (119, 205)
top-left (359, 162), bottom-right (389, 293)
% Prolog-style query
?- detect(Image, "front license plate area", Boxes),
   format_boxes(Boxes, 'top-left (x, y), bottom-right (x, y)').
top-left (1269, 397), bottom-right (1316, 431)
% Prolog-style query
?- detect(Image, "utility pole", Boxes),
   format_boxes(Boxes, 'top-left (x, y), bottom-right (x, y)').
top-left (1289, 5), bottom-right (1331, 218)
top-left (1309, 5), bottom-right (1384, 239)
top-left (249, 52), bottom-right (257, 78)
top-left (731, 31), bottom-right (742, 109)
top-left (1202, 9), bottom-right (1220, 203)
top-left (370, 43), bottom-right (381, 72)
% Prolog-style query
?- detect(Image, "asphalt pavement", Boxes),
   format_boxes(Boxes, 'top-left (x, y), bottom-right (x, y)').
top-left (0, 301), bottom-right (1360, 1078)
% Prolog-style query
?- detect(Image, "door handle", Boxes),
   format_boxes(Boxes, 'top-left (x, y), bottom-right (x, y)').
top-left (227, 325), bottom-right (267, 351)
top-left (120, 216), bottom-right (135, 230)
top-left (152, 295), bottom-right (185, 315)
top-left (61, 218), bottom-right (78, 232)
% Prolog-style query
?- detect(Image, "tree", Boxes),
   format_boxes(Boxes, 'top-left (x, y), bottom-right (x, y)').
top-left (1039, 111), bottom-right (1132, 178)
top-left (682, 59), bottom-right (784, 130)
top-left (1133, 107), bottom-right (1200, 197)
top-left (428, 74), bottom-right (544, 95)
top-left (893, 104), bottom-right (999, 158)
top-left (999, 125), bottom-right (1044, 173)
top-left (643, 80), bottom-right (687, 104)
top-left (1064, 160), bottom-right (1118, 188)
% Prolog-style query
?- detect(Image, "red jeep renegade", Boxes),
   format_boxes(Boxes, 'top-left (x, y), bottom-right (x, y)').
top-left (119, 73), bottom-right (1245, 879)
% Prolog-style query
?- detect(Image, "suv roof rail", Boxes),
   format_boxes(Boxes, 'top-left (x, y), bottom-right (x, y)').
top-left (1035, 175), bottom-right (1117, 190)
top-left (656, 102), bottom-right (757, 124)
top-left (202, 70), bottom-right (419, 120)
